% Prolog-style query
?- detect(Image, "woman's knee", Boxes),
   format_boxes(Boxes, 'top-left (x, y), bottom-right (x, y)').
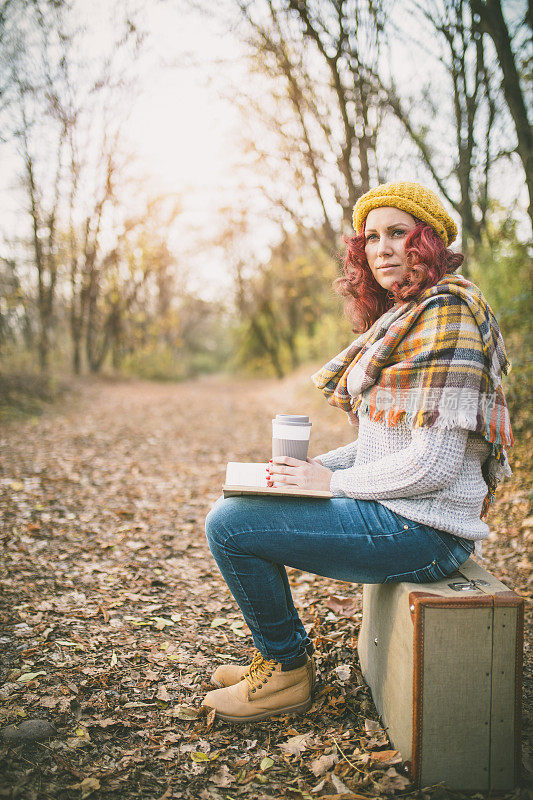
top-left (205, 497), bottom-right (244, 549)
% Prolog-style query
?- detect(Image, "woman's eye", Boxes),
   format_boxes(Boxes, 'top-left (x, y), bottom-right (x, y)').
top-left (365, 234), bottom-right (377, 242)
top-left (392, 229), bottom-right (406, 236)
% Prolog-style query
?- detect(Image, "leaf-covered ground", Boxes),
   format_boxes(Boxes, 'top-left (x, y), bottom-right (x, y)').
top-left (1, 373), bottom-right (531, 800)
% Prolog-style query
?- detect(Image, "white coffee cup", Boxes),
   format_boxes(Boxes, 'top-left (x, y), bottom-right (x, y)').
top-left (272, 414), bottom-right (312, 461)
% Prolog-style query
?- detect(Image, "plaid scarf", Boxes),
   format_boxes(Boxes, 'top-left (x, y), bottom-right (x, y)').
top-left (312, 275), bottom-right (513, 515)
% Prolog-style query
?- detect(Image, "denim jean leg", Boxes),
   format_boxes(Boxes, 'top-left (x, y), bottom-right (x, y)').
top-left (277, 562), bottom-right (309, 649)
top-left (205, 498), bottom-right (307, 662)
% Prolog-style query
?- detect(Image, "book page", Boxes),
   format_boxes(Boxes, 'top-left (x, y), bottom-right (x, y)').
top-left (225, 462), bottom-right (268, 488)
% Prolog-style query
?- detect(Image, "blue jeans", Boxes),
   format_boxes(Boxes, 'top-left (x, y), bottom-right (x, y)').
top-left (205, 495), bottom-right (473, 666)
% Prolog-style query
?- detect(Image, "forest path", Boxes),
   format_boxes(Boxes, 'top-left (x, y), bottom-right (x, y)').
top-left (1, 374), bottom-right (530, 798)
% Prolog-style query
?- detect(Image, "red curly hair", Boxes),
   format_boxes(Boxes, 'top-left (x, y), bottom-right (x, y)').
top-left (336, 221), bottom-right (464, 332)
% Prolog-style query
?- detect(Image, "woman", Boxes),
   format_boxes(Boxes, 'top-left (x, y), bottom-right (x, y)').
top-left (202, 181), bottom-right (513, 723)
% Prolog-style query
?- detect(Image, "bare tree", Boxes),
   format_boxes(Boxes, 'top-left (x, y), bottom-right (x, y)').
top-left (7, 0), bottom-right (72, 370)
top-left (226, 0), bottom-right (528, 260)
top-left (374, 0), bottom-right (507, 256)
top-left (84, 197), bottom-right (181, 373)
top-left (230, 0), bottom-right (385, 244)
top-left (71, 136), bottom-right (122, 375)
top-left (2, 0), bottom-right (144, 371)
top-left (0, 253), bottom-right (26, 350)
top-left (469, 0), bottom-right (532, 225)
top-left (18, 105), bottom-right (66, 370)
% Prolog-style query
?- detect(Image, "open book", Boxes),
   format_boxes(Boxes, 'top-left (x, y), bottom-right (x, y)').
top-left (223, 462), bottom-right (332, 499)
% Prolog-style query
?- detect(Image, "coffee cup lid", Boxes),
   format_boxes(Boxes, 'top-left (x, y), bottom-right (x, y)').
top-left (272, 414), bottom-right (311, 426)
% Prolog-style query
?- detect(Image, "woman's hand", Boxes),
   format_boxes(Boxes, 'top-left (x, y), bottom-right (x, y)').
top-left (267, 456), bottom-right (332, 491)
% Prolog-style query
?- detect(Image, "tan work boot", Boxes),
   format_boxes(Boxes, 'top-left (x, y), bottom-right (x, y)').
top-left (212, 649), bottom-right (316, 690)
top-left (202, 653), bottom-right (313, 722)
top-left (211, 651), bottom-right (263, 688)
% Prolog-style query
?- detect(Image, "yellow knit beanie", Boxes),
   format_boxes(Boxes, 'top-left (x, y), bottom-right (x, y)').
top-left (352, 181), bottom-right (457, 246)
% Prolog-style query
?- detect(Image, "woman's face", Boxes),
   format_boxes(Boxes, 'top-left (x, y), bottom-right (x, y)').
top-left (364, 207), bottom-right (417, 290)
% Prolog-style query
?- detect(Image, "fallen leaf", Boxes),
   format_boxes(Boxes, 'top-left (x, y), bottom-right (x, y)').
top-left (158, 747), bottom-right (177, 760)
top-left (190, 751), bottom-right (211, 762)
top-left (56, 639), bottom-right (86, 650)
top-left (278, 733), bottom-right (314, 756)
top-left (209, 764), bottom-right (234, 787)
top-left (210, 617), bottom-right (229, 628)
top-left (17, 671), bottom-right (46, 683)
top-left (66, 737), bottom-right (88, 749)
top-left (168, 704), bottom-right (198, 721)
top-left (376, 766), bottom-right (411, 793)
top-left (370, 749), bottom-right (402, 765)
top-left (122, 701), bottom-right (150, 708)
top-left (325, 594), bottom-right (358, 616)
top-left (145, 668), bottom-right (159, 681)
top-left (330, 772), bottom-right (351, 794)
top-left (110, 649), bottom-right (118, 667)
top-left (89, 718), bottom-right (120, 728)
top-left (156, 685), bottom-right (170, 702)
top-left (309, 752), bottom-right (338, 776)
top-left (364, 718), bottom-right (383, 736)
top-left (57, 697), bottom-right (71, 713)
top-left (334, 664), bottom-right (351, 682)
top-left (124, 616), bottom-right (151, 627)
top-left (72, 777), bottom-right (100, 798)
top-left (125, 542), bottom-right (146, 552)
top-left (260, 756), bottom-right (274, 771)
top-left (38, 696), bottom-right (59, 708)
top-left (310, 776), bottom-right (328, 793)
top-left (205, 706), bottom-right (216, 731)
top-left (152, 616), bottom-right (174, 629)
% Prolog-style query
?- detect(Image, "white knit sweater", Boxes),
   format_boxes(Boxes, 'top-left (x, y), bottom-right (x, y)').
top-left (317, 413), bottom-right (492, 542)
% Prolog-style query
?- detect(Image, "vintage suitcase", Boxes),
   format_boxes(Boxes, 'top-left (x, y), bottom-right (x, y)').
top-left (358, 558), bottom-right (523, 790)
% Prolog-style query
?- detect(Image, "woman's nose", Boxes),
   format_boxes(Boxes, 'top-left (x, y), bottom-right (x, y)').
top-left (377, 235), bottom-right (392, 255)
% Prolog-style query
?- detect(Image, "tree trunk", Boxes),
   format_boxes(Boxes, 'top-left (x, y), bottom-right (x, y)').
top-left (38, 318), bottom-right (49, 372)
top-left (72, 321), bottom-right (82, 374)
top-left (470, 0), bottom-right (533, 225)
top-left (249, 316), bottom-right (284, 379)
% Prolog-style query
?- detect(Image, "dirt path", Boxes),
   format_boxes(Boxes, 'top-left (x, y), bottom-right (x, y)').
top-left (0, 375), bottom-right (530, 799)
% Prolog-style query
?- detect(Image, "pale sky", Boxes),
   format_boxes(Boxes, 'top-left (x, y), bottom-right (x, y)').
top-left (127, 3), bottom-right (240, 197)
top-left (125, 3), bottom-right (245, 296)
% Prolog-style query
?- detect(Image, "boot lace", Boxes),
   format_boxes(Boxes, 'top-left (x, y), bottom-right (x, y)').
top-left (243, 654), bottom-right (277, 693)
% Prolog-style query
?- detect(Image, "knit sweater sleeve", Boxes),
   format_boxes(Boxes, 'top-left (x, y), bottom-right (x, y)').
top-left (315, 440), bottom-right (358, 470)
top-left (329, 425), bottom-right (469, 499)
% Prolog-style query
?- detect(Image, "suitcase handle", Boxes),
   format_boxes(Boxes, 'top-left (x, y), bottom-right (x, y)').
top-left (448, 579), bottom-right (489, 591)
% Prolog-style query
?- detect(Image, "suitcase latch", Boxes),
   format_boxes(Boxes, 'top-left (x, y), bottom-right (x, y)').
top-left (448, 579), bottom-right (489, 591)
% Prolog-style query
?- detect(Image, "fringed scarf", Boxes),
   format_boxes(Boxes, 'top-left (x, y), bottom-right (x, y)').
top-left (312, 275), bottom-right (513, 516)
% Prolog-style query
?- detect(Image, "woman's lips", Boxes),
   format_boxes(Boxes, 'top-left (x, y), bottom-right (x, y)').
top-left (378, 264), bottom-right (400, 270)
